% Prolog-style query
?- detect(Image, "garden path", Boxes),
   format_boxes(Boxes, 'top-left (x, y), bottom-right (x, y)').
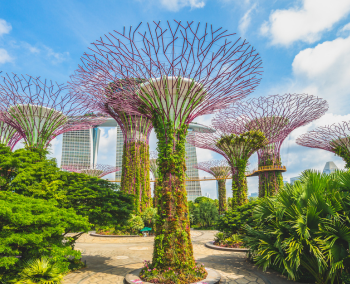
top-left (63, 230), bottom-right (301, 284)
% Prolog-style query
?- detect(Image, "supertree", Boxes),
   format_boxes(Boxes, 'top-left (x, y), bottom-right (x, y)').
top-left (0, 121), bottom-right (22, 150)
top-left (213, 94), bottom-right (329, 197)
top-left (193, 160), bottom-right (231, 214)
top-left (61, 164), bottom-right (120, 178)
top-left (296, 121), bottom-right (350, 168)
top-left (70, 20), bottom-right (262, 280)
top-left (149, 150), bottom-right (158, 180)
top-left (187, 127), bottom-right (266, 208)
top-left (0, 74), bottom-right (106, 151)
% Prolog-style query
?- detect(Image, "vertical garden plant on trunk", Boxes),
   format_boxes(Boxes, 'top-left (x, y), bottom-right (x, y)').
top-left (70, 20), bottom-right (262, 282)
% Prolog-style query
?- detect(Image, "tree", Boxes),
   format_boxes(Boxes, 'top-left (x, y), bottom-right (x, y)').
top-left (0, 192), bottom-right (90, 278)
top-left (193, 201), bottom-right (219, 228)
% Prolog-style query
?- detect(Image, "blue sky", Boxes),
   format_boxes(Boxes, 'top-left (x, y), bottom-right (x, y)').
top-left (3, 0), bottom-right (350, 198)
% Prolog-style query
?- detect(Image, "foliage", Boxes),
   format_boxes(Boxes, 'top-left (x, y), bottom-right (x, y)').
top-left (141, 207), bottom-right (157, 229)
top-left (334, 145), bottom-right (350, 169)
top-left (140, 260), bottom-right (207, 284)
top-left (244, 170), bottom-right (350, 283)
top-left (15, 257), bottom-right (63, 284)
top-left (127, 214), bottom-right (144, 234)
top-left (214, 232), bottom-right (243, 248)
top-left (217, 199), bottom-right (260, 235)
top-left (193, 201), bottom-right (219, 228)
top-left (0, 192), bottom-right (90, 278)
top-left (194, 196), bottom-right (213, 204)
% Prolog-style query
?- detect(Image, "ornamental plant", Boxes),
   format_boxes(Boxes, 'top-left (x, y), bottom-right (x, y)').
top-left (244, 170), bottom-right (350, 283)
top-left (213, 94), bottom-right (328, 197)
top-left (71, 20), bottom-right (262, 282)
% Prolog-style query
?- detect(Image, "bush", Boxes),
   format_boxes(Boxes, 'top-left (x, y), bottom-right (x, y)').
top-left (244, 170), bottom-right (350, 283)
top-left (141, 207), bottom-right (157, 229)
top-left (0, 192), bottom-right (90, 278)
top-left (127, 214), bottom-right (144, 234)
top-left (217, 199), bottom-right (259, 234)
top-left (193, 201), bottom-right (218, 228)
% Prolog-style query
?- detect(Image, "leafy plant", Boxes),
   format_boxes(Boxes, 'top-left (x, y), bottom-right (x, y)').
top-left (244, 170), bottom-right (350, 283)
top-left (16, 257), bottom-right (63, 284)
top-left (193, 201), bottom-right (219, 228)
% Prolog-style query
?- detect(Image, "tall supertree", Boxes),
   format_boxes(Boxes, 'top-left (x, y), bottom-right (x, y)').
top-left (296, 121), bottom-right (350, 168)
top-left (213, 94), bottom-right (329, 197)
top-left (0, 74), bottom-right (105, 151)
top-left (193, 160), bottom-right (231, 214)
top-left (188, 127), bottom-right (266, 208)
top-left (70, 21), bottom-right (262, 280)
top-left (0, 121), bottom-right (22, 150)
top-left (61, 164), bottom-right (120, 178)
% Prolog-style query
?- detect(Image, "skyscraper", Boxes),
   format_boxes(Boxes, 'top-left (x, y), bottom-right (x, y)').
top-left (322, 161), bottom-right (338, 174)
top-left (61, 128), bottom-right (100, 168)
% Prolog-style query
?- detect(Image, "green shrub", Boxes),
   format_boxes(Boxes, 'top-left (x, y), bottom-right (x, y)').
top-left (0, 192), bottom-right (90, 278)
top-left (193, 201), bottom-right (218, 228)
top-left (127, 214), bottom-right (144, 234)
top-left (244, 170), bottom-right (350, 283)
top-left (217, 199), bottom-right (259, 234)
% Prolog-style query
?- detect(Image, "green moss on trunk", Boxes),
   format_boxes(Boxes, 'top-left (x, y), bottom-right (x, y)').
top-left (231, 160), bottom-right (248, 208)
top-left (258, 152), bottom-right (283, 197)
top-left (152, 120), bottom-right (195, 272)
top-left (217, 179), bottom-right (227, 214)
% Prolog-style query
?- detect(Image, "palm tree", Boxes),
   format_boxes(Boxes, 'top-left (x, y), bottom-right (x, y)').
top-left (16, 258), bottom-right (63, 284)
top-left (244, 170), bottom-right (350, 284)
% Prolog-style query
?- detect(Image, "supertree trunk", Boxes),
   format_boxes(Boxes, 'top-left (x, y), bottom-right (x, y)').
top-left (217, 179), bottom-right (227, 214)
top-left (231, 161), bottom-right (248, 208)
top-left (152, 120), bottom-right (194, 271)
top-left (121, 141), bottom-right (151, 214)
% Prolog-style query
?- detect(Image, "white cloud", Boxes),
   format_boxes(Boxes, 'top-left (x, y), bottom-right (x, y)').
top-left (159, 0), bottom-right (205, 11)
top-left (0, 19), bottom-right (11, 36)
top-left (239, 4), bottom-right (257, 35)
top-left (292, 34), bottom-right (350, 114)
top-left (43, 46), bottom-right (69, 64)
top-left (0, 48), bottom-right (12, 64)
top-left (261, 0), bottom-right (350, 46)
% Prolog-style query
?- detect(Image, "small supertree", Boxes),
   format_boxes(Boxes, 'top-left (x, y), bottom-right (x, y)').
top-left (70, 21), bottom-right (262, 280)
top-left (296, 121), bottom-right (350, 168)
top-left (193, 160), bottom-right (231, 214)
top-left (188, 127), bottom-right (267, 208)
top-left (213, 94), bottom-right (329, 197)
top-left (0, 121), bottom-right (22, 150)
top-left (61, 164), bottom-right (120, 178)
top-left (0, 74), bottom-right (105, 151)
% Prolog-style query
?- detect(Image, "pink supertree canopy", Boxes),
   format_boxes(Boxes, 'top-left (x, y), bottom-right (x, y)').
top-left (193, 159), bottom-right (231, 179)
top-left (0, 121), bottom-right (22, 150)
top-left (61, 164), bottom-right (120, 178)
top-left (212, 94), bottom-right (329, 167)
top-left (0, 74), bottom-right (106, 149)
top-left (69, 20), bottom-right (263, 128)
top-left (296, 121), bottom-right (350, 168)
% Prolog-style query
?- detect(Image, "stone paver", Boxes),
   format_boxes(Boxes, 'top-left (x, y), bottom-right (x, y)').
top-left (63, 230), bottom-right (299, 284)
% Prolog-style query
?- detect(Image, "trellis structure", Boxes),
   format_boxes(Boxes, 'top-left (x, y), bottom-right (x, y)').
top-left (187, 127), bottom-right (266, 208)
top-left (61, 164), bottom-right (120, 178)
top-left (213, 94), bottom-right (329, 197)
top-left (193, 160), bottom-right (231, 214)
top-left (69, 20), bottom-right (262, 280)
top-left (296, 121), bottom-right (350, 168)
top-left (0, 74), bottom-right (105, 151)
top-left (0, 121), bottom-right (22, 150)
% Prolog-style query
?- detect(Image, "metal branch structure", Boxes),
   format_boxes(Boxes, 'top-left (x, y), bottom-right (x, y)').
top-left (296, 121), bottom-right (350, 168)
top-left (193, 160), bottom-right (231, 214)
top-left (213, 94), bottom-right (329, 197)
top-left (0, 121), bottom-right (22, 150)
top-left (69, 20), bottom-right (262, 277)
top-left (61, 164), bottom-right (120, 178)
top-left (0, 74), bottom-right (106, 151)
top-left (187, 127), bottom-right (266, 208)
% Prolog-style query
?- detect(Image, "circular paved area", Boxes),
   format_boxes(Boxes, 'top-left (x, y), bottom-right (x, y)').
top-left (63, 230), bottom-right (300, 284)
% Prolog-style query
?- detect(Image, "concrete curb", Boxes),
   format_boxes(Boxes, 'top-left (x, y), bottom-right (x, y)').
top-left (125, 268), bottom-right (221, 284)
top-left (90, 233), bottom-right (141, 238)
top-left (205, 241), bottom-right (249, 252)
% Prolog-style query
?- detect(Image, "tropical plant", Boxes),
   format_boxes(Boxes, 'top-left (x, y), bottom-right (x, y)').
top-left (244, 170), bottom-right (350, 284)
top-left (127, 214), bottom-right (144, 234)
top-left (16, 257), bottom-right (63, 284)
top-left (193, 201), bottom-right (219, 228)
top-left (141, 207), bottom-right (157, 229)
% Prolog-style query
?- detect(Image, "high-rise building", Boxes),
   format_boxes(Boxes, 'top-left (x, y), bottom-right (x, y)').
top-left (61, 128), bottom-right (100, 168)
top-left (290, 176), bottom-right (301, 185)
top-left (322, 161), bottom-right (338, 174)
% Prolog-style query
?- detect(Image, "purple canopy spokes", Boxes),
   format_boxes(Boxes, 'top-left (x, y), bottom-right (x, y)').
top-left (0, 121), bottom-right (22, 150)
top-left (62, 164), bottom-right (120, 178)
top-left (0, 74), bottom-right (106, 150)
top-left (296, 121), bottom-right (350, 168)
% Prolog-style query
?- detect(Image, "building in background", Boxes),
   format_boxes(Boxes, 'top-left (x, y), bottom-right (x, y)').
top-left (322, 161), bottom-right (338, 174)
top-left (61, 128), bottom-right (100, 168)
top-left (249, 192), bottom-right (258, 197)
top-left (290, 176), bottom-right (301, 185)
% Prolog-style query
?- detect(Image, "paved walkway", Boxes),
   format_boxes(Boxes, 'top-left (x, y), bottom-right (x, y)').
top-left (63, 230), bottom-right (299, 284)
